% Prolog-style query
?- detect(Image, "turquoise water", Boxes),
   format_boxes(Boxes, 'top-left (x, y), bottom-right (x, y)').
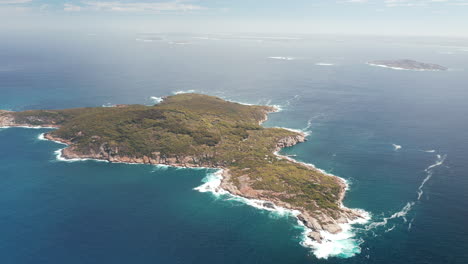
top-left (1, 33), bottom-right (467, 263)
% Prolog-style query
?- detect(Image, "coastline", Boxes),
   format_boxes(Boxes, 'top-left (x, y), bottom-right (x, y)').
top-left (1, 104), bottom-right (369, 259)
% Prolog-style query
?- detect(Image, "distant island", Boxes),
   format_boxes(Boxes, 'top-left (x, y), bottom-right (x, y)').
top-left (0, 93), bottom-right (366, 243)
top-left (368, 59), bottom-right (448, 71)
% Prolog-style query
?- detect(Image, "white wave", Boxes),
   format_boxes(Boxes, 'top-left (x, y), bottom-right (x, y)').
top-left (301, 119), bottom-right (313, 136)
top-left (408, 218), bottom-right (414, 231)
top-left (300, 211), bottom-right (370, 259)
top-left (268, 56), bottom-right (295, 61)
top-left (37, 133), bottom-right (46, 141)
top-left (102, 103), bottom-right (116, 108)
top-left (194, 169), bottom-right (370, 259)
top-left (173, 90), bottom-right (195, 95)
top-left (424, 149), bottom-right (436, 153)
top-left (53, 148), bottom-right (110, 163)
top-left (392, 144), bottom-right (402, 151)
top-left (385, 225), bottom-right (396, 233)
top-left (150, 96), bottom-right (164, 104)
top-left (316, 63), bottom-right (335, 66)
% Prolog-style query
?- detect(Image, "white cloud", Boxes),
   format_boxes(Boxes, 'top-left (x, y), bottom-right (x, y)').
top-left (64, 3), bottom-right (82, 12)
top-left (384, 0), bottom-right (468, 7)
top-left (82, 1), bottom-right (204, 12)
top-left (343, 0), bottom-right (369, 3)
top-left (0, 0), bottom-right (32, 4)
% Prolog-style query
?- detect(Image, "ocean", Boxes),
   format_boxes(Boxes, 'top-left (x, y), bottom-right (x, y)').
top-left (1, 32), bottom-right (467, 263)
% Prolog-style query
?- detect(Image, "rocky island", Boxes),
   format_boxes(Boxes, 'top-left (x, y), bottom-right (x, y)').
top-left (368, 59), bottom-right (448, 71)
top-left (0, 93), bottom-right (366, 243)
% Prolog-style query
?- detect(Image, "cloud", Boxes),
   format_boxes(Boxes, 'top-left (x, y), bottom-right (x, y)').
top-left (384, 0), bottom-right (468, 7)
top-left (343, 0), bottom-right (369, 3)
top-left (64, 3), bottom-right (82, 12)
top-left (82, 1), bottom-right (204, 12)
top-left (0, 0), bottom-right (32, 4)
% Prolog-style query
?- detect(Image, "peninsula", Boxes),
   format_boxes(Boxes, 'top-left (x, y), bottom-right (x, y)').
top-left (0, 93), bottom-right (365, 243)
top-left (368, 59), bottom-right (448, 71)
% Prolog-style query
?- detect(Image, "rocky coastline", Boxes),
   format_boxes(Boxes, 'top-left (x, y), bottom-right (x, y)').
top-left (1, 107), bottom-right (367, 244)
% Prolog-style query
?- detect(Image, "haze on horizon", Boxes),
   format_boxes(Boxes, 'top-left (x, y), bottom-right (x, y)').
top-left (1, 0), bottom-right (468, 38)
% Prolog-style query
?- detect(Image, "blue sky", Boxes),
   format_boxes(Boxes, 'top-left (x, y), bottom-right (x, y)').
top-left (1, 0), bottom-right (468, 36)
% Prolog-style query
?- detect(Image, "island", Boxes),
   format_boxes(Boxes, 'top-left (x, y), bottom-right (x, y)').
top-left (367, 59), bottom-right (448, 71)
top-left (0, 93), bottom-right (366, 243)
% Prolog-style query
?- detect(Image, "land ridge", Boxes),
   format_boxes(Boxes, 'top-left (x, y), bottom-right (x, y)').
top-left (0, 93), bottom-right (366, 243)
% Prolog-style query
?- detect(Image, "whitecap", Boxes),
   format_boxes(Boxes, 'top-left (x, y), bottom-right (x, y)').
top-left (268, 56), bottom-right (295, 61)
top-left (150, 96), bottom-right (164, 104)
top-left (37, 133), bottom-right (46, 141)
top-left (424, 149), bottom-right (436, 153)
top-left (392, 144), bottom-right (402, 151)
top-left (173, 90), bottom-right (196, 95)
top-left (315, 63), bottom-right (335, 66)
top-left (300, 211), bottom-right (370, 259)
top-left (102, 103), bottom-right (116, 108)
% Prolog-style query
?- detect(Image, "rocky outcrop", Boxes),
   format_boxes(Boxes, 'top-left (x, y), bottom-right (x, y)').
top-left (276, 133), bottom-right (307, 148)
top-left (0, 111), bottom-right (60, 128)
top-left (0, 111), bottom-right (15, 127)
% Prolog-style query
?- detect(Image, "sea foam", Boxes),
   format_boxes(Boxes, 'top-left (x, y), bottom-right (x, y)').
top-left (366, 154), bottom-right (446, 232)
top-left (194, 156), bottom-right (371, 259)
top-left (268, 56), bottom-right (296, 61)
top-left (150, 96), bottom-right (164, 104)
top-left (300, 212), bottom-right (370, 259)
top-left (392, 144), bottom-right (402, 151)
top-left (173, 90), bottom-right (196, 95)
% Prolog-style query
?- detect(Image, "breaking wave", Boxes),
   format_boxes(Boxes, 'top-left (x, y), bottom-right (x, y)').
top-left (173, 90), bottom-right (196, 95)
top-left (150, 96), bottom-right (164, 104)
top-left (392, 144), bottom-right (402, 151)
top-left (194, 170), bottom-right (370, 259)
top-left (316, 63), bottom-right (335, 66)
top-left (194, 125), bottom-right (373, 261)
top-left (268, 56), bottom-right (296, 61)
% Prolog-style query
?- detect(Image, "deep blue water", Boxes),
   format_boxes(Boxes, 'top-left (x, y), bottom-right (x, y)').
top-left (1, 32), bottom-right (468, 263)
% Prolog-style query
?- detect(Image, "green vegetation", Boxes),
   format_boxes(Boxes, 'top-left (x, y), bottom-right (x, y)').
top-left (5, 93), bottom-right (342, 214)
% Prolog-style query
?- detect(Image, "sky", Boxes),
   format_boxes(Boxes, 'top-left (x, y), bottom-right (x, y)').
top-left (1, 0), bottom-right (468, 37)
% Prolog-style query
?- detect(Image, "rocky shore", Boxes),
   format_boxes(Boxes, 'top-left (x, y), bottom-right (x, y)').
top-left (1, 102), bottom-right (367, 245)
